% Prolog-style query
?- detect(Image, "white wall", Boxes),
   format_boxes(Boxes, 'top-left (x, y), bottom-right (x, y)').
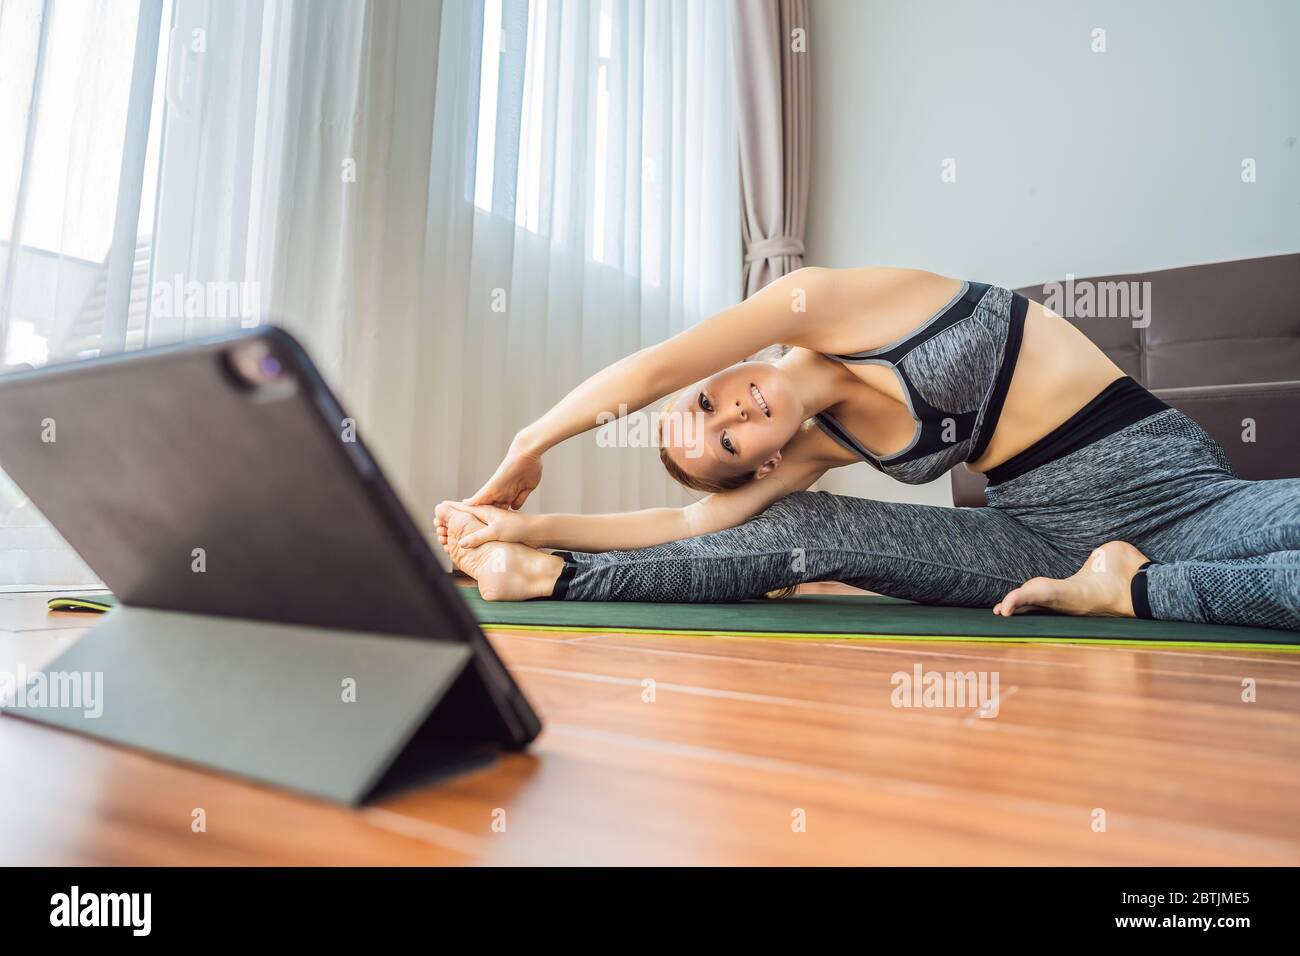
top-left (806, 0), bottom-right (1300, 505)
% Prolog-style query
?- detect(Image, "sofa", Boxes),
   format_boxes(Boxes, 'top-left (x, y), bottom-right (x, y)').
top-left (952, 253), bottom-right (1300, 507)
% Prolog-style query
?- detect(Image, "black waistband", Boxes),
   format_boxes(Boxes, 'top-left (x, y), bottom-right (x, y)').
top-left (983, 376), bottom-right (1169, 486)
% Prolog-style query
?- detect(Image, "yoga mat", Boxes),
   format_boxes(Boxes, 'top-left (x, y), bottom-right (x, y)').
top-left (463, 592), bottom-right (1300, 650)
top-left (50, 592), bottom-right (1300, 650)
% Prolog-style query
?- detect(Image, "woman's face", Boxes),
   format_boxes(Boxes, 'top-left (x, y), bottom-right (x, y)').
top-left (661, 361), bottom-right (804, 484)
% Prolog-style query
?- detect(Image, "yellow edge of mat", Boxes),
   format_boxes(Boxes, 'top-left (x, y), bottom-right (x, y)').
top-left (47, 598), bottom-right (114, 612)
top-left (480, 622), bottom-right (1300, 652)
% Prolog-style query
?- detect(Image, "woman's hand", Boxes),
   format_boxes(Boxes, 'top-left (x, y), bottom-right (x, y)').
top-left (467, 441), bottom-right (543, 510)
top-left (435, 500), bottom-right (538, 549)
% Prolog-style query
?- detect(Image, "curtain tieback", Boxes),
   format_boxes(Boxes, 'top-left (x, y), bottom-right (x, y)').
top-left (744, 235), bottom-right (805, 263)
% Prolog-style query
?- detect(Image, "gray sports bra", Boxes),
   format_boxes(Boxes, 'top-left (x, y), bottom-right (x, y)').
top-left (813, 281), bottom-right (1027, 485)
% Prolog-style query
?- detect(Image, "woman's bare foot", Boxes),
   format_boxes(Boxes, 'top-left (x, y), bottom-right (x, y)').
top-left (440, 507), bottom-right (563, 602)
top-left (994, 541), bottom-right (1150, 618)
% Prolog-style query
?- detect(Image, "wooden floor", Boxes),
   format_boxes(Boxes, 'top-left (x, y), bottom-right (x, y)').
top-left (2, 582), bottom-right (1299, 865)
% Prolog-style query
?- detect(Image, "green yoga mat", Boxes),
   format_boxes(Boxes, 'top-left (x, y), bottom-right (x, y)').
top-left (463, 591), bottom-right (1300, 650)
top-left (50, 592), bottom-right (1300, 650)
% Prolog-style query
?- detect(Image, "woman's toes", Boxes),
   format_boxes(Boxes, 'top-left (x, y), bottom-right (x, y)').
top-left (997, 578), bottom-right (1056, 616)
top-left (994, 546), bottom-right (1149, 621)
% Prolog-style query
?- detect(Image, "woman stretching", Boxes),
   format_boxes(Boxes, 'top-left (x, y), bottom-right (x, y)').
top-left (435, 267), bottom-right (1299, 630)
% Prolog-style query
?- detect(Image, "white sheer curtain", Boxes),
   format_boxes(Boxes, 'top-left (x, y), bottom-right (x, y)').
top-left (421, 0), bottom-right (741, 516)
top-left (0, 0), bottom-right (738, 589)
top-left (0, 0), bottom-right (166, 588)
top-left (153, 0), bottom-right (741, 528)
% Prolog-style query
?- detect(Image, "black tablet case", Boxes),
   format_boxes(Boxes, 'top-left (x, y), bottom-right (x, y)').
top-left (0, 328), bottom-right (540, 803)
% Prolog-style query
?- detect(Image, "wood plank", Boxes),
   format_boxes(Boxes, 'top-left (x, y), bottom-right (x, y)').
top-left (2, 590), bottom-right (1298, 865)
top-left (0, 716), bottom-right (473, 865)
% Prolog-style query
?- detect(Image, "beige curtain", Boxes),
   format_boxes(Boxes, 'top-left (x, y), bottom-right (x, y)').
top-left (730, 0), bottom-right (812, 298)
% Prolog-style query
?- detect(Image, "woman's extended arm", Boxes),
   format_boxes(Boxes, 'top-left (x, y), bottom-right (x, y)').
top-left (468, 268), bottom-right (833, 508)
top-left (443, 431), bottom-right (831, 552)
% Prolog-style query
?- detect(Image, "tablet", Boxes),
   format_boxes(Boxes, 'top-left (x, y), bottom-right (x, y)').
top-left (0, 327), bottom-right (540, 750)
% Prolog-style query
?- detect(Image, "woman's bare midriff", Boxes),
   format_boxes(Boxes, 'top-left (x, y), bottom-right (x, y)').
top-left (965, 300), bottom-right (1125, 473)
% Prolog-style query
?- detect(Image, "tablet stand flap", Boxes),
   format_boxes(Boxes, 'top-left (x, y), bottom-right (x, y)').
top-left (2, 606), bottom-right (475, 804)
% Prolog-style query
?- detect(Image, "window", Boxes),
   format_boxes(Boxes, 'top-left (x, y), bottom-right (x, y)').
top-left (0, 0), bottom-right (172, 590)
top-left (471, 0), bottom-right (625, 265)
top-left (0, 0), bottom-right (172, 367)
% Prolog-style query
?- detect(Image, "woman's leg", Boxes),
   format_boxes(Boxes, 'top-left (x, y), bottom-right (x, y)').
top-left (985, 407), bottom-right (1300, 629)
top-left (546, 490), bottom-right (1079, 605)
top-left (1136, 476), bottom-right (1300, 562)
top-left (995, 477), bottom-right (1300, 629)
top-left (1131, 476), bottom-right (1300, 629)
top-left (1135, 552), bottom-right (1300, 630)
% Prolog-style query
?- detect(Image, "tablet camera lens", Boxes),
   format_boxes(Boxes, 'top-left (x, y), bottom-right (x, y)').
top-left (225, 339), bottom-right (295, 396)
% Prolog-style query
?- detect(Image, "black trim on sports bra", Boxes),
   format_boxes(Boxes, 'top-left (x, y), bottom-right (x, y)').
top-left (891, 363), bottom-right (978, 462)
top-left (813, 409), bottom-right (885, 471)
top-left (983, 376), bottom-right (1169, 486)
top-left (966, 291), bottom-right (1027, 462)
top-left (827, 281), bottom-right (990, 366)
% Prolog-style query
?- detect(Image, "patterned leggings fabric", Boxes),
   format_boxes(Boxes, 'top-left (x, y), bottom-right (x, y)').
top-left (555, 409), bottom-right (1300, 631)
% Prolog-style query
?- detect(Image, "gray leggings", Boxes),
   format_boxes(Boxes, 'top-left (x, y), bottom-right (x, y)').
top-left (557, 409), bottom-right (1300, 631)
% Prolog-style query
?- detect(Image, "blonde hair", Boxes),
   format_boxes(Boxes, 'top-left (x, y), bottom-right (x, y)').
top-left (657, 437), bottom-right (797, 600)
top-left (657, 444), bottom-right (752, 494)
